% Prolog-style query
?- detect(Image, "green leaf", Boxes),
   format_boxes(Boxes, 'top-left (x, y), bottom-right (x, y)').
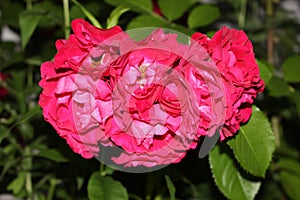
top-left (127, 15), bottom-right (166, 30)
top-left (206, 30), bottom-right (216, 38)
top-left (209, 145), bottom-right (261, 200)
top-left (227, 106), bottom-right (275, 177)
top-left (107, 7), bottom-right (130, 28)
top-left (7, 171), bottom-right (26, 194)
top-left (158, 0), bottom-right (194, 21)
top-left (278, 158), bottom-right (300, 177)
top-left (71, 0), bottom-right (102, 28)
top-left (127, 15), bottom-right (193, 38)
top-left (76, 176), bottom-right (84, 191)
top-left (8, 71), bottom-right (26, 91)
top-left (34, 149), bottom-right (68, 162)
top-left (267, 76), bottom-right (291, 97)
top-left (188, 5), bottom-right (220, 28)
top-left (1, 1), bottom-right (24, 27)
top-left (127, 15), bottom-right (164, 41)
top-left (102, 165), bottom-right (116, 176)
top-left (193, 183), bottom-right (211, 199)
top-left (0, 159), bottom-right (19, 179)
top-left (0, 43), bottom-right (24, 70)
top-left (56, 188), bottom-right (72, 200)
top-left (165, 175), bottom-right (176, 200)
top-left (32, 1), bottom-right (64, 28)
top-left (0, 125), bottom-right (9, 144)
top-left (70, 1), bottom-right (107, 21)
top-left (17, 122), bottom-right (33, 141)
top-left (291, 89), bottom-right (300, 117)
top-left (280, 171), bottom-right (300, 200)
top-left (283, 55), bottom-right (300, 83)
top-left (104, 0), bottom-right (152, 14)
top-left (19, 11), bottom-right (42, 49)
top-left (226, 0), bottom-right (240, 9)
top-left (88, 173), bottom-right (128, 200)
top-left (257, 59), bottom-right (273, 85)
top-left (70, 4), bottom-right (86, 19)
top-left (25, 58), bottom-right (43, 66)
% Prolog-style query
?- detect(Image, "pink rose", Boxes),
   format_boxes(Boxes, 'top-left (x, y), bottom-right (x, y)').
top-left (39, 19), bottom-right (123, 158)
top-left (192, 27), bottom-right (264, 140)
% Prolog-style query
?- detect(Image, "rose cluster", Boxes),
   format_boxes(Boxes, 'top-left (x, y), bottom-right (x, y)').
top-left (39, 19), bottom-right (264, 168)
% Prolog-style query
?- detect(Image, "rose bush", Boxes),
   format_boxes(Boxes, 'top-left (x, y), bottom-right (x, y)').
top-left (39, 18), bottom-right (263, 168)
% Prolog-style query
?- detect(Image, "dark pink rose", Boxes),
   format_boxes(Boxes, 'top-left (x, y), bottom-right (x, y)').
top-left (192, 26), bottom-right (264, 140)
top-left (39, 19), bottom-right (123, 158)
top-left (89, 29), bottom-right (214, 167)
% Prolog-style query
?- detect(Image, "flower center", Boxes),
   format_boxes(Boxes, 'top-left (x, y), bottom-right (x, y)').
top-left (90, 53), bottom-right (107, 68)
top-left (137, 65), bottom-right (148, 88)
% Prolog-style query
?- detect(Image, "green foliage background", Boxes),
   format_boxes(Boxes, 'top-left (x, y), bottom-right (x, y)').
top-left (0, 0), bottom-right (299, 199)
